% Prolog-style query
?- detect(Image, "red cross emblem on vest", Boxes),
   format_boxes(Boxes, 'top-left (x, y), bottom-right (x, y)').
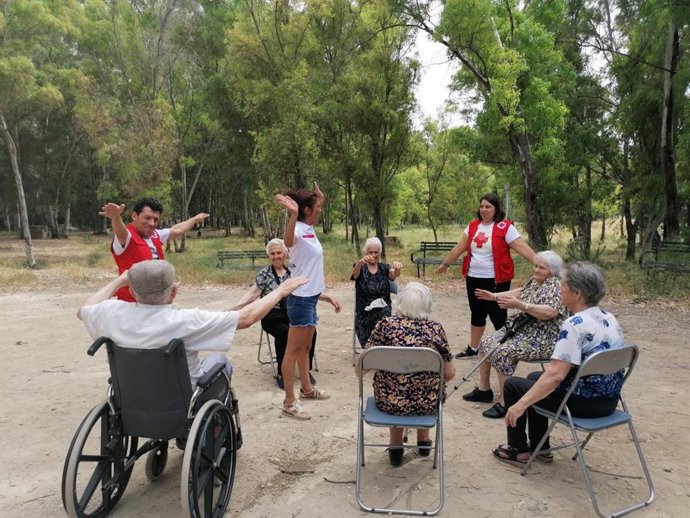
top-left (474, 231), bottom-right (489, 247)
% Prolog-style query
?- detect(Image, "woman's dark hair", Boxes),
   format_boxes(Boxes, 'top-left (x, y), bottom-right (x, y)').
top-left (284, 189), bottom-right (318, 221)
top-left (132, 197), bottom-right (164, 215)
top-left (476, 192), bottom-right (506, 222)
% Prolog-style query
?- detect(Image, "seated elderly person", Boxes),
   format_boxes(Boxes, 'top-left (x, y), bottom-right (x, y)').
top-left (493, 261), bottom-right (625, 466)
top-left (463, 251), bottom-right (569, 418)
top-left (358, 282), bottom-right (456, 466)
top-left (231, 238), bottom-right (339, 388)
top-left (77, 260), bottom-right (307, 387)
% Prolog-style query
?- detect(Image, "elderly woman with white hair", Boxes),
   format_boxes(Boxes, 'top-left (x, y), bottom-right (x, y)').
top-left (351, 237), bottom-right (402, 347)
top-left (361, 282), bottom-right (456, 466)
top-left (231, 238), bottom-right (339, 389)
top-left (463, 251), bottom-right (570, 419)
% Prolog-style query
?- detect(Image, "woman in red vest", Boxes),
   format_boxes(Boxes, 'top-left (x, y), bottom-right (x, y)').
top-left (437, 193), bottom-right (536, 359)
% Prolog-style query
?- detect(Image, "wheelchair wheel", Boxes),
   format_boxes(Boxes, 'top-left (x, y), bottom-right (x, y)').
top-left (181, 400), bottom-right (237, 518)
top-left (145, 441), bottom-right (169, 481)
top-left (62, 400), bottom-right (138, 518)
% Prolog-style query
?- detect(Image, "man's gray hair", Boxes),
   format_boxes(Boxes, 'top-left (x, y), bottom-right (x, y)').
top-left (536, 250), bottom-right (564, 278)
top-left (265, 238), bottom-right (287, 256)
top-left (128, 260), bottom-right (176, 305)
top-left (394, 282), bottom-right (433, 320)
top-left (362, 237), bottom-right (382, 254)
top-left (562, 261), bottom-right (607, 306)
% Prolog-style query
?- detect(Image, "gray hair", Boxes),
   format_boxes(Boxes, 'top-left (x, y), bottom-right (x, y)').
top-left (362, 237), bottom-right (382, 254)
top-left (536, 250), bottom-right (563, 278)
top-left (128, 260), bottom-right (176, 305)
top-left (394, 282), bottom-right (432, 320)
top-left (562, 261), bottom-right (607, 306)
top-left (265, 238), bottom-right (288, 256)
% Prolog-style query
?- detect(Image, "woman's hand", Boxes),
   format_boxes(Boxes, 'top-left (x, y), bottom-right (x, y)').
top-left (505, 401), bottom-right (527, 428)
top-left (475, 288), bottom-right (496, 301)
top-left (436, 263), bottom-right (449, 274)
top-left (391, 261), bottom-right (402, 271)
top-left (330, 298), bottom-right (341, 313)
top-left (275, 194), bottom-right (298, 216)
top-left (496, 294), bottom-right (524, 310)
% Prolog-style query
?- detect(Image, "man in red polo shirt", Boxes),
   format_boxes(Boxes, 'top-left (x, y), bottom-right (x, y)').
top-left (100, 198), bottom-right (209, 302)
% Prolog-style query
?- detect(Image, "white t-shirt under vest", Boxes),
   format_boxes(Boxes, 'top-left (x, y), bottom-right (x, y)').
top-left (463, 222), bottom-right (520, 278)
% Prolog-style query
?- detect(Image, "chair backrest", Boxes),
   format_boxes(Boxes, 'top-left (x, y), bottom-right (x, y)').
top-left (360, 346), bottom-right (444, 376)
top-left (106, 338), bottom-right (193, 439)
top-left (575, 344), bottom-right (639, 381)
top-left (389, 280), bottom-right (398, 295)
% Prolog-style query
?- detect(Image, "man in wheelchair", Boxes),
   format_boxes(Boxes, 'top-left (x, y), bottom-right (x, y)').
top-left (63, 260), bottom-right (307, 518)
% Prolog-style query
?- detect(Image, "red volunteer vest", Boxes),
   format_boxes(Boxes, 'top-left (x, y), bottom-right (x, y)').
top-left (111, 223), bottom-right (165, 302)
top-left (462, 219), bottom-right (515, 283)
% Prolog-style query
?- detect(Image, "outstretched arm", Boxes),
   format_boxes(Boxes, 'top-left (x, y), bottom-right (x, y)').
top-left (509, 237), bottom-right (537, 265)
top-left (168, 213), bottom-right (210, 240)
top-left (436, 234), bottom-right (469, 274)
top-left (389, 261), bottom-right (402, 280)
top-left (228, 285), bottom-right (262, 311)
top-left (77, 271), bottom-right (129, 320)
top-left (236, 276), bottom-right (308, 329)
top-left (99, 203), bottom-right (129, 247)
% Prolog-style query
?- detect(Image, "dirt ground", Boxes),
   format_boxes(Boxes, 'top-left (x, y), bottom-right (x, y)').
top-left (1, 254), bottom-right (689, 517)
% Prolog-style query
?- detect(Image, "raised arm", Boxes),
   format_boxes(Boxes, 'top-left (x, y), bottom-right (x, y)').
top-left (388, 261), bottom-right (402, 280)
top-left (436, 234), bottom-right (469, 274)
top-left (228, 284), bottom-right (262, 311)
top-left (236, 276), bottom-right (308, 329)
top-left (99, 203), bottom-right (129, 247)
top-left (77, 271), bottom-right (129, 320)
top-left (276, 194), bottom-right (298, 248)
top-left (168, 213), bottom-right (210, 240)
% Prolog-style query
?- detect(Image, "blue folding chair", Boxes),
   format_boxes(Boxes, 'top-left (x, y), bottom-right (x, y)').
top-left (522, 344), bottom-right (654, 518)
top-left (355, 346), bottom-right (444, 516)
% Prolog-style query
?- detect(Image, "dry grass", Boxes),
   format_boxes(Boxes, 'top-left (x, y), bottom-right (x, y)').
top-left (1, 225), bottom-right (688, 306)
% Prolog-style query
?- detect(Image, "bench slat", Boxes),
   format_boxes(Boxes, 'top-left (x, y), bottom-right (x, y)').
top-left (640, 241), bottom-right (690, 274)
top-left (410, 241), bottom-right (460, 278)
top-left (217, 250), bottom-right (266, 269)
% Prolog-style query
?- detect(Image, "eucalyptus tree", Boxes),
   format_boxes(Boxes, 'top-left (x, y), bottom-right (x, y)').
top-left (0, 0), bottom-right (85, 266)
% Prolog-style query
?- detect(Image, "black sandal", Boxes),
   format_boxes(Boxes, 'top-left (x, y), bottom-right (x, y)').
top-left (492, 444), bottom-right (530, 467)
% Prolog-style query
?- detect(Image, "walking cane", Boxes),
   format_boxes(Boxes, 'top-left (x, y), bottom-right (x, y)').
top-left (445, 313), bottom-right (534, 401)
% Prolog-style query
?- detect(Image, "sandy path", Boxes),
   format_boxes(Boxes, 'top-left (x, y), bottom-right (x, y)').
top-left (0, 282), bottom-right (687, 517)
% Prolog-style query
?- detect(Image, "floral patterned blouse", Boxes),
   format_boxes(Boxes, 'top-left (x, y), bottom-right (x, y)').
top-left (365, 316), bottom-right (453, 416)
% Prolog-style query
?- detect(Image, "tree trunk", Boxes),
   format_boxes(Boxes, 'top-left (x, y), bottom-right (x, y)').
top-left (622, 141), bottom-right (637, 260)
top-left (661, 22), bottom-right (680, 237)
top-left (1, 113), bottom-right (37, 268)
top-left (510, 131), bottom-right (547, 250)
top-left (373, 203), bottom-right (386, 259)
top-left (348, 179), bottom-right (360, 251)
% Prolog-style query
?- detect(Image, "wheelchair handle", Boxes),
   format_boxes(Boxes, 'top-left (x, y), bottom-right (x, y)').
top-left (88, 337), bottom-right (112, 356)
top-left (165, 338), bottom-right (185, 355)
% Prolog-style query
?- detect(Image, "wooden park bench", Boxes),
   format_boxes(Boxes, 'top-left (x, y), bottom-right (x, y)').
top-left (216, 250), bottom-right (266, 269)
top-left (640, 238), bottom-right (690, 273)
top-left (410, 241), bottom-right (460, 278)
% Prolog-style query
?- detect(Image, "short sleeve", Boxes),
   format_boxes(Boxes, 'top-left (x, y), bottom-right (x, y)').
top-left (551, 318), bottom-right (583, 365)
top-left (157, 228), bottom-right (170, 243)
top-left (505, 224), bottom-right (521, 245)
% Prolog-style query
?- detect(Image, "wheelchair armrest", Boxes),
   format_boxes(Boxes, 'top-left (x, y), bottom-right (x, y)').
top-left (197, 363), bottom-right (226, 390)
top-left (87, 337), bottom-right (112, 356)
top-left (164, 338), bottom-right (185, 355)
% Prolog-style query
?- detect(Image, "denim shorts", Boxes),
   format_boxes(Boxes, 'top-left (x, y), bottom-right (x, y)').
top-left (287, 293), bottom-right (320, 327)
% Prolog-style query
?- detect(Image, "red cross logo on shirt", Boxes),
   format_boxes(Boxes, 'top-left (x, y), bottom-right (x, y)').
top-left (474, 232), bottom-right (489, 247)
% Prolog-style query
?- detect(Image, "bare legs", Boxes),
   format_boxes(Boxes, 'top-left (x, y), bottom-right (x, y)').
top-left (282, 326), bottom-right (316, 405)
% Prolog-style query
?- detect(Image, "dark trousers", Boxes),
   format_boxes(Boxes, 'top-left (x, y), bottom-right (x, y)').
top-left (466, 276), bottom-right (511, 329)
top-left (261, 309), bottom-right (316, 377)
top-left (504, 371), bottom-right (619, 452)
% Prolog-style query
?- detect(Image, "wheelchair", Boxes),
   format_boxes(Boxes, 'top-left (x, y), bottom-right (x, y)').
top-left (61, 337), bottom-right (242, 518)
